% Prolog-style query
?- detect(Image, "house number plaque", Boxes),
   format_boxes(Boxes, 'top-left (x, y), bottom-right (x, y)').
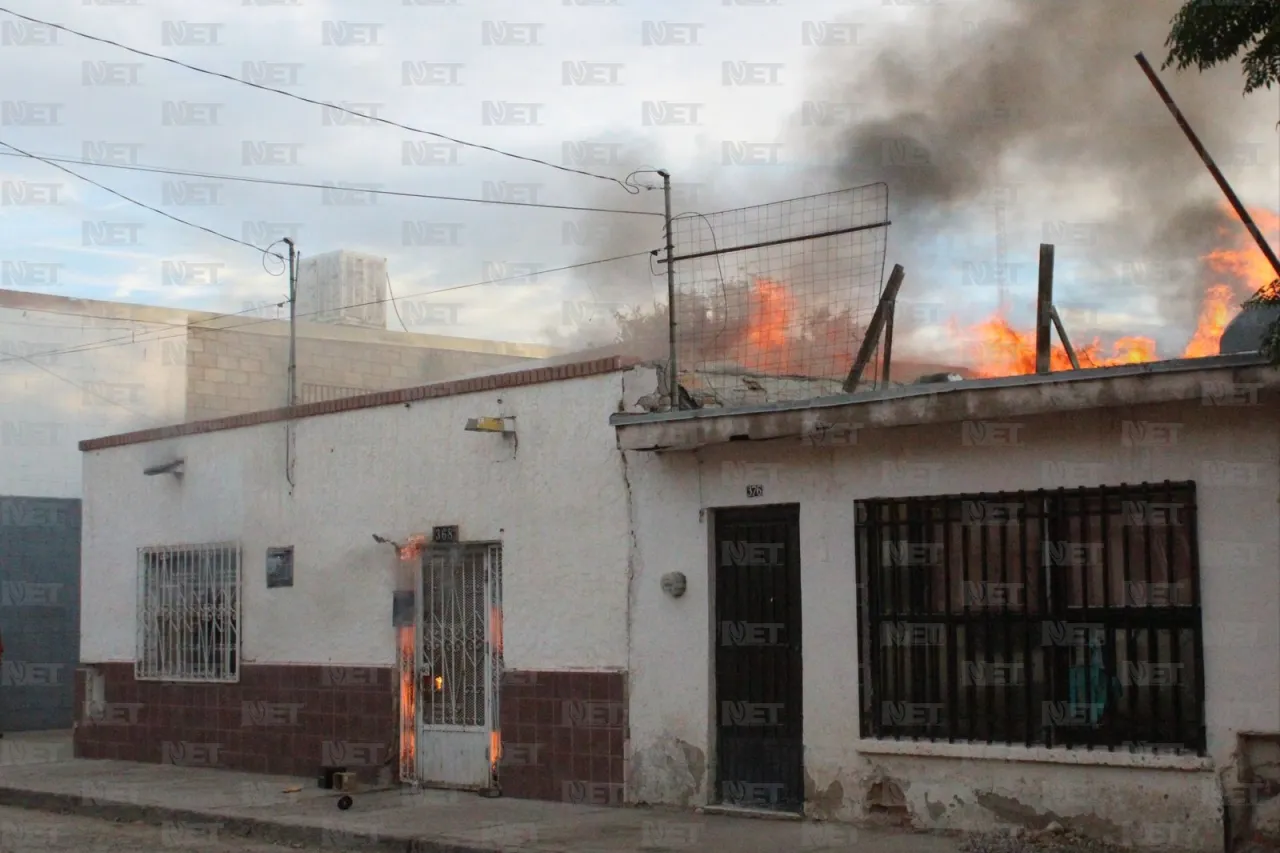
top-left (432, 525), bottom-right (459, 543)
top-left (746, 484), bottom-right (764, 498)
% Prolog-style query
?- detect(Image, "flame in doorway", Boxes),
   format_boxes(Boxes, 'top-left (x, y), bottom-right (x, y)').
top-left (397, 626), bottom-right (415, 775)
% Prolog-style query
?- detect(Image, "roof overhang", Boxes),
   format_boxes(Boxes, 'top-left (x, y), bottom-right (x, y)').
top-left (610, 354), bottom-right (1277, 452)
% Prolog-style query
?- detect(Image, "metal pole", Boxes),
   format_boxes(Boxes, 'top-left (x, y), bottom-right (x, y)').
top-left (1035, 244), bottom-right (1055, 374)
top-left (284, 239), bottom-right (297, 407)
top-left (658, 169), bottom-right (677, 408)
top-left (843, 264), bottom-right (905, 393)
top-left (1135, 52), bottom-right (1280, 279)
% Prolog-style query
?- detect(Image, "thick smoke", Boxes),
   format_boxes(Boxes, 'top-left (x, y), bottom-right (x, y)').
top-left (550, 0), bottom-right (1277, 365)
top-left (801, 0), bottom-right (1275, 347)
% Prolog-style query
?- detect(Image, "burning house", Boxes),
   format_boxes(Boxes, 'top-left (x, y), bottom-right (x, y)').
top-left (68, 275), bottom-right (1280, 850)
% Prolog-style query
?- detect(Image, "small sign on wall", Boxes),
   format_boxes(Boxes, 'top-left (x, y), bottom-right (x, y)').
top-left (266, 547), bottom-right (294, 588)
top-left (432, 525), bottom-right (459, 543)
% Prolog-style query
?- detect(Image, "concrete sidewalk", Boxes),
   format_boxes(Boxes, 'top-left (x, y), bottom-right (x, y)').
top-left (0, 733), bottom-right (963, 853)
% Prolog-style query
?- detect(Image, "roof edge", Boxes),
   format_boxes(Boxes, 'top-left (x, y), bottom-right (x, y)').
top-left (610, 353), bottom-right (1270, 427)
top-left (80, 355), bottom-right (642, 452)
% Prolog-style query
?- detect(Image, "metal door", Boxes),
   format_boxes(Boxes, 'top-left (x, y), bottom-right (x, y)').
top-left (416, 543), bottom-right (502, 788)
top-left (714, 505), bottom-right (803, 812)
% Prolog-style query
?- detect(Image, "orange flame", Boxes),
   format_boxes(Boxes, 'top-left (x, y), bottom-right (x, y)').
top-left (963, 317), bottom-right (1158, 378)
top-left (398, 535), bottom-right (427, 561)
top-left (741, 277), bottom-right (796, 373)
top-left (397, 626), bottom-right (415, 773)
top-left (963, 203), bottom-right (1278, 377)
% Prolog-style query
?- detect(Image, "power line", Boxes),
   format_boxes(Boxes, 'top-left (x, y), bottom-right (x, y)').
top-left (0, 150), bottom-right (665, 218)
top-left (0, 6), bottom-right (642, 195)
top-left (385, 271), bottom-right (410, 333)
top-left (0, 346), bottom-right (151, 418)
top-left (0, 138), bottom-right (283, 261)
top-left (0, 249), bottom-right (657, 366)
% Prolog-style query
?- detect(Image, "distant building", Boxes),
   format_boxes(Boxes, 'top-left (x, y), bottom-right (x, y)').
top-left (0, 287), bottom-right (556, 498)
top-left (294, 250), bottom-right (387, 331)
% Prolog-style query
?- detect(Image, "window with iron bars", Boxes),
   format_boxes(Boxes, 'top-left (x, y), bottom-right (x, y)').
top-left (136, 543), bottom-right (240, 683)
top-left (855, 482), bottom-right (1205, 755)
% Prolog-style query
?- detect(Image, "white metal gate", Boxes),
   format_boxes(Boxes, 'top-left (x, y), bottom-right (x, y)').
top-left (415, 543), bottom-right (502, 788)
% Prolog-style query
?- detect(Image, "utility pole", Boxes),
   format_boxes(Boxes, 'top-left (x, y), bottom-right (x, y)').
top-left (658, 169), bottom-right (677, 408)
top-left (283, 238), bottom-right (298, 407)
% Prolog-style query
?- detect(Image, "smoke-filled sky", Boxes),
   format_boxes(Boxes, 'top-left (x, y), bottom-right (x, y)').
top-left (0, 0), bottom-right (1277, 360)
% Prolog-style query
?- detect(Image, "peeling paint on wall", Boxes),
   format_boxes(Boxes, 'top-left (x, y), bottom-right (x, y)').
top-left (629, 737), bottom-right (706, 807)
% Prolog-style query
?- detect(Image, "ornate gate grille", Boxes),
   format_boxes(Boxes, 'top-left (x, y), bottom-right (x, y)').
top-left (420, 544), bottom-right (502, 730)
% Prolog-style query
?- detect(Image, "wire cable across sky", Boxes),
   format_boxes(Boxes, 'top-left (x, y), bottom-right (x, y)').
top-left (0, 138), bottom-right (283, 259)
top-left (0, 6), bottom-right (643, 194)
top-left (0, 151), bottom-right (665, 218)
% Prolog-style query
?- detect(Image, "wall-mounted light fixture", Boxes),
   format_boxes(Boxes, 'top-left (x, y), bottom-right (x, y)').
top-left (143, 459), bottom-right (184, 479)
top-left (465, 417), bottom-right (515, 435)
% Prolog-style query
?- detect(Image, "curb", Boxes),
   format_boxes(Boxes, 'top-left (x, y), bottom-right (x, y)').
top-left (0, 785), bottom-right (507, 853)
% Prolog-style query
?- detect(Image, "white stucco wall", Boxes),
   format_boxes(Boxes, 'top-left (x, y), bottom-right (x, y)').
top-left (80, 368), bottom-right (636, 672)
top-left (624, 398), bottom-right (1280, 849)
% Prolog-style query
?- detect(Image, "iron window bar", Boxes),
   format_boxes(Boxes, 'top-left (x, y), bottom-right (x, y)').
top-left (855, 483), bottom-right (1205, 755)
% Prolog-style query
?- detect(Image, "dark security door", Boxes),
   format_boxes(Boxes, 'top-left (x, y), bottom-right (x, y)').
top-left (714, 504), bottom-right (802, 812)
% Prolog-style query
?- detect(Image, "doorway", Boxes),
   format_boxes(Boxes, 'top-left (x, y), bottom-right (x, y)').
top-left (713, 505), bottom-right (803, 812)
top-left (415, 542), bottom-right (502, 788)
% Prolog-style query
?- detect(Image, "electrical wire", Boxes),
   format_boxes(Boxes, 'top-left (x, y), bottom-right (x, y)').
top-left (0, 138), bottom-right (285, 263)
top-left (0, 6), bottom-right (640, 194)
top-left (0, 150), bottom-right (666, 218)
top-left (0, 346), bottom-right (151, 418)
top-left (0, 249), bottom-right (657, 366)
top-left (385, 271), bottom-right (409, 332)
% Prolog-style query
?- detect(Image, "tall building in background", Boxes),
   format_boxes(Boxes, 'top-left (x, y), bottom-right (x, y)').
top-left (295, 250), bottom-right (388, 330)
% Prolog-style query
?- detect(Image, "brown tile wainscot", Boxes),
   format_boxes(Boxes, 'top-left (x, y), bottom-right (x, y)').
top-left (74, 663), bottom-right (396, 783)
top-left (498, 670), bottom-right (627, 805)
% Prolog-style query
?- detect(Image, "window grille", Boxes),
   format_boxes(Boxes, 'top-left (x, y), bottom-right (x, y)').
top-left (855, 482), bottom-right (1205, 754)
top-left (299, 382), bottom-right (370, 404)
top-left (136, 543), bottom-right (241, 683)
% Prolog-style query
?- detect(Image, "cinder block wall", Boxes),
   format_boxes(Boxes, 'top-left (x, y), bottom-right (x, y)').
top-left (185, 325), bottom-right (548, 421)
top-left (0, 496), bottom-right (81, 732)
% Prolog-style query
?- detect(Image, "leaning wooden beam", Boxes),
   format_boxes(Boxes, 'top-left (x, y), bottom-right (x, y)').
top-left (880, 301), bottom-right (896, 389)
top-left (843, 264), bottom-right (905, 393)
top-left (1049, 305), bottom-right (1081, 370)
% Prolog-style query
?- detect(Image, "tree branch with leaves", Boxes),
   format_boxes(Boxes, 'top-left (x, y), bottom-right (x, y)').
top-left (1164, 0), bottom-right (1280, 361)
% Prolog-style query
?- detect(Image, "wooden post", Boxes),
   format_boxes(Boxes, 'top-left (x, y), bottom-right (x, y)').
top-left (1035, 244), bottom-right (1055, 374)
top-left (843, 264), bottom-right (905, 393)
top-left (880, 301), bottom-right (896, 388)
top-left (1049, 305), bottom-right (1081, 370)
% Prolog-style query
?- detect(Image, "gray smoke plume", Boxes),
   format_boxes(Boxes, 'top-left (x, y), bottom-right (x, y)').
top-left (798, 0), bottom-right (1277, 352)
